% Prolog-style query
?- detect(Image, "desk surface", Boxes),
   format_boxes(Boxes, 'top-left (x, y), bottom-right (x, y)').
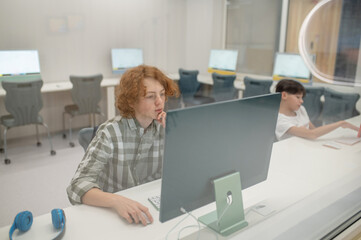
top-left (0, 78), bottom-right (119, 96)
top-left (1, 117), bottom-right (360, 240)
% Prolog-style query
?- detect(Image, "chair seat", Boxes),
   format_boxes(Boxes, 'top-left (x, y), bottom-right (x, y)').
top-left (64, 104), bottom-right (102, 117)
top-left (0, 114), bottom-right (43, 128)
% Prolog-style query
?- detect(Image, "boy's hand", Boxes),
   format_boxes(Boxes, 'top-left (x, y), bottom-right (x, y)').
top-left (156, 111), bottom-right (166, 128)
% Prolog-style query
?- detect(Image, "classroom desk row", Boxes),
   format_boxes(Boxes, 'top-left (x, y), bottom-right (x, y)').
top-left (1, 116), bottom-right (360, 239)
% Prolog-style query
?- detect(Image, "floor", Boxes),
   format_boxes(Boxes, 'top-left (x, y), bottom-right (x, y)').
top-left (0, 130), bottom-right (84, 228)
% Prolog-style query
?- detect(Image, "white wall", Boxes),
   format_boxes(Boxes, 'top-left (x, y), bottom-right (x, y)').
top-left (0, 0), bottom-right (225, 139)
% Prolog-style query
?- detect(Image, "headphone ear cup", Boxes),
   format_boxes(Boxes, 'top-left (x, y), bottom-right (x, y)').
top-left (51, 209), bottom-right (65, 229)
top-left (15, 211), bottom-right (33, 232)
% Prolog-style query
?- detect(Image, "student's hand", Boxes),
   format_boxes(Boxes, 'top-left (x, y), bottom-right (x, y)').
top-left (339, 121), bottom-right (359, 131)
top-left (156, 111), bottom-right (166, 128)
top-left (113, 195), bottom-right (153, 226)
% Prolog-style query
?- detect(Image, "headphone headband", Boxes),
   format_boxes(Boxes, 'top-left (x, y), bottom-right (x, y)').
top-left (9, 209), bottom-right (65, 240)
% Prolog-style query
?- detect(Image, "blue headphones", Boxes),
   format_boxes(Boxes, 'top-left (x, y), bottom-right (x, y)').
top-left (9, 209), bottom-right (66, 240)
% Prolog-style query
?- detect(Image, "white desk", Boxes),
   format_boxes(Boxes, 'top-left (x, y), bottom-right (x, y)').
top-left (1, 116), bottom-right (360, 239)
top-left (0, 78), bottom-right (120, 120)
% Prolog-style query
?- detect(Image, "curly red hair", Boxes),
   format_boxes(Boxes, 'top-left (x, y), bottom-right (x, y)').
top-left (116, 65), bottom-right (180, 118)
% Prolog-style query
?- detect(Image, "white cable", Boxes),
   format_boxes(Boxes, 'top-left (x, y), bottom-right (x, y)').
top-left (165, 212), bottom-right (190, 240)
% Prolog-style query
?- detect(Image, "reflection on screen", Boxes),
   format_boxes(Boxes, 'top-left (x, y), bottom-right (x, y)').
top-left (272, 53), bottom-right (311, 82)
top-left (208, 49), bottom-right (238, 73)
top-left (0, 50), bottom-right (40, 76)
top-left (111, 48), bottom-right (143, 74)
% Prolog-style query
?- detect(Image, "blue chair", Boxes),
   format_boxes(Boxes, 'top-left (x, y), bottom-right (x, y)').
top-left (0, 78), bottom-right (56, 164)
top-left (78, 126), bottom-right (98, 152)
top-left (322, 88), bottom-right (360, 124)
top-left (303, 86), bottom-right (324, 126)
top-left (243, 76), bottom-right (273, 98)
top-left (178, 69), bottom-right (214, 107)
top-left (211, 73), bottom-right (237, 102)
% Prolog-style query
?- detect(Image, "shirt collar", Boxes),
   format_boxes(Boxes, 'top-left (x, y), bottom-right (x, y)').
top-left (126, 118), bottom-right (161, 135)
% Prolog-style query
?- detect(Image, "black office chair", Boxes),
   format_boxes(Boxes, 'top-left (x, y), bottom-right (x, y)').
top-left (63, 74), bottom-right (104, 147)
top-left (78, 126), bottom-right (98, 152)
top-left (0, 78), bottom-right (56, 164)
top-left (243, 76), bottom-right (273, 98)
top-left (211, 72), bottom-right (238, 102)
top-left (303, 86), bottom-right (324, 126)
top-left (322, 88), bottom-right (360, 124)
top-left (178, 68), bottom-right (214, 107)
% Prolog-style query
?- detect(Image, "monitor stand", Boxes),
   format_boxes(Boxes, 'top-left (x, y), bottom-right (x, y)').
top-left (198, 172), bottom-right (248, 236)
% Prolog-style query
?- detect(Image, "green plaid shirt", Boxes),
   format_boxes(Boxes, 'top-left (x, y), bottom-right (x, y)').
top-left (66, 116), bottom-right (164, 204)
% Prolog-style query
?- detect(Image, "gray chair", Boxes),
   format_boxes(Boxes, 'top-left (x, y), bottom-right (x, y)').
top-left (243, 76), bottom-right (273, 98)
top-left (63, 74), bottom-right (104, 147)
top-left (303, 86), bottom-right (324, 126)
top-left (178, 69), bottom-right (214, 107)
top-left (211, 72), bottom-right (237, 102)
top-left (0, 78), bottom-right (56, 164)
top-left (322, 88), bottom-right (360, 124)
top-left (78, 126), bottom-right (98, 152)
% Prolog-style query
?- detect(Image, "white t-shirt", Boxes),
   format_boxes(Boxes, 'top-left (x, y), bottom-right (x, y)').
top-left (275, 105), bottom-right (310, 141)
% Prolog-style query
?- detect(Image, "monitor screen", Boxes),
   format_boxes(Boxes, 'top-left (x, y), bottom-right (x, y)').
top-left (159, 93), bottom-right (281, 223)
top-left (111, 48), bottom-right (143, 74)
top-left (272, 52), bottom-right (312, 82)
top-left (208, 49), bottom-right (238, 74)
top-left (0, 50), bottom-right (40, 76)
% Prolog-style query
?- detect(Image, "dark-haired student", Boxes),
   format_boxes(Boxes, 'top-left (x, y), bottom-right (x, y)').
top-left (67, 65), bottom-right (179, 226)
top-left (275, 79), bottom-right (359, 141)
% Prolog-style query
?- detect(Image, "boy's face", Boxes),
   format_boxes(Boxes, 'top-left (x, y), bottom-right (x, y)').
top-left (282, 92), bottom-right (304, 112)
top-left (133, 77), bottom-right (165, 124)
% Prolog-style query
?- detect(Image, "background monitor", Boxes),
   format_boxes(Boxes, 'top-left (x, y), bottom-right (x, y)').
top-left (208, 49), bottom-right (238, 75)
top-left (159, 93), bottom-right (281, 223)
top-left (111, 48), bottom-right (143, 74)
top-left (0, 50), bottom-right (40, 76)
top-left (272, 52), bottom-right (312, 83)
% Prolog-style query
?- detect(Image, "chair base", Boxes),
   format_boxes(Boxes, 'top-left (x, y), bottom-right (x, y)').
top-left (4, 159), bottom-right (10, 164)
top-left (51, 150), bottom-right (56, 155)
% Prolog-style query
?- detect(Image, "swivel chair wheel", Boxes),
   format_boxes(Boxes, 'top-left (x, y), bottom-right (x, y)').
top-left (4, 159), bottom-right (10, 164)
top-left (37, 142), bottom-right (42, 147)
top-left (51, 150), bottom-right (56, 156)
top-left (0, 148), bottom-right (3, 153)
top-left (69, 142), bottom-right (75, 148)
top-left (62, 133), bottom-right (67, 139)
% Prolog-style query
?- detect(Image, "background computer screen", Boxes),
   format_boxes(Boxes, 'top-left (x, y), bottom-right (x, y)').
top-left (272, 52), bottom-right (311, 81)
top-left (159, 93), bottom-right (281, 222)
top-left (208, 49), bottom-right (238, 74)
top-left (0, 50), bottom-right (40, 76)
top-left (111, 48), bottom-right (143, 74)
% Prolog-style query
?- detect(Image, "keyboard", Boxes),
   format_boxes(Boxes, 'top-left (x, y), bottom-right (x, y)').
top-left (148, 195), bottom-right (160, 211)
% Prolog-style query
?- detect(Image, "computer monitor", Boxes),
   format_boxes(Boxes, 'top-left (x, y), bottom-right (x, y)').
top-left (111, 48), bottom-right (143, 74)
top-left (159, 93), bottom-right (281, 236)
top-left (208, 49), bottom-right (238, 75)
top-left (272, 52), bottom-right (312, 83)
top-left (0, 50), bottom-right (40, 77)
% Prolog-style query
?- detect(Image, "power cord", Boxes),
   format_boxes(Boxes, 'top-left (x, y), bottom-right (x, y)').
top-left (165, 207), bottom-right (218, 240)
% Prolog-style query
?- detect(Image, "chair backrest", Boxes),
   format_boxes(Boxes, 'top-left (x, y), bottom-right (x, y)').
top-left (178, 69), bottom-right (200, 98)
top-left (1, 78), bottom-right (43, 126)
top-left (322, 88), bottom-right (360, 124)
top-left (303, 86), bottom-right (324, 123)
top-left (211, 73), bottom-right (237, 101)
top-left (70, 74), bottom-right (103, 114)
top-left (78, 126), bottom-right (98, 151)
top-left (243, 76), bottom-right (273, 98)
